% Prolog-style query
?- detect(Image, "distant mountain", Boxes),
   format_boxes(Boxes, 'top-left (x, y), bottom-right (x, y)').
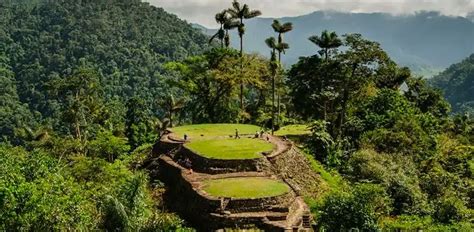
top-left (198, 11), bottom-right (474, 77)
top-left (430, 54), bottom-right (474, 113)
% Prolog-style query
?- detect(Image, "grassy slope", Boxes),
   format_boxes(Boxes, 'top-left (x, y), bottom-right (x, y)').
top-left (275, 124), bottom-right (311, 136)
top-left (171, 124), bottom-right (261, 140)
top-left (202, 177), bottom-right (290, 198)
top-left (185, 138), bottom-right (274, 160)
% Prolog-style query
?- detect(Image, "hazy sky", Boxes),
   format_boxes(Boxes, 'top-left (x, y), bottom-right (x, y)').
top-left (147, 0), bottom-right (474, 28)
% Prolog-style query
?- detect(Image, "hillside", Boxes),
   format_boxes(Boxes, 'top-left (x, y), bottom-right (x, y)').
top-left (0, 0), bottom-right (209, 141)
top-left (198, 11), bottom-right (474, 77)
top-left (430, 54), bottom-right (474, 113)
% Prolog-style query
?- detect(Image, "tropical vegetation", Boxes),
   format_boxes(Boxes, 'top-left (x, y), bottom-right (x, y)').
top-left (0, 0), bottom-right (472, 231)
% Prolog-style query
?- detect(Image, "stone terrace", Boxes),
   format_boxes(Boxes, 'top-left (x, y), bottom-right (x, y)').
top-left (145, 125), bottom-right (314, 231)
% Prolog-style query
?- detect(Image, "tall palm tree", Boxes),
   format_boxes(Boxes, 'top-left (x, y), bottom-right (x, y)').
top-left (228, 0), bottom-right (262, 112)
top-left (271, 20), bottom-right (292, 125)
top-left (271, 20), bottom-right (293, 63)
top-left (209, 10), bottom-right (229, 48)
top-left (309, 30), bottom-right (342, 61)
top-left (265, 37), bottom-right (278, 134)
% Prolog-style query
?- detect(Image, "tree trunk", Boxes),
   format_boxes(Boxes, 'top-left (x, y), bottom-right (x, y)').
top-left (337, 64), bottom-right (357, 139)
top-left (277, 51), bottom-right (282, 126)
top-left (169, 107), bottom-right (173, 128)
top-left (272, 70), bottom-right (275, 135)
top-left (239, 18), bottom-right (244, 115)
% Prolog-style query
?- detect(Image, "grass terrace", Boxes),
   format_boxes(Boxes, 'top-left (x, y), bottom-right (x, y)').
top-left (275, 124), bottom-right (311, 136)
top-left (202, 177), bottom-right (290, 199)
top-left (185, 138), bottom-right (274, 160)
top-left (171, 124), bottom-right (261, 140)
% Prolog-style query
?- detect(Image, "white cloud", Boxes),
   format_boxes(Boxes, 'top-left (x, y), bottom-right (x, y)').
top-left (147, 0), bottom-right (474, 28)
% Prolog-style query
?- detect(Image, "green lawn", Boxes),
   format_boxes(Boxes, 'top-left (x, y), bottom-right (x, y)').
top-left (171, 124), bottom-right (261, 140)
top-left (275, 124), bottom-right (311, 136)
top-left (202, 177), bottom-right (290, 198)
top-left (185, 138), bottom-right (274, 160)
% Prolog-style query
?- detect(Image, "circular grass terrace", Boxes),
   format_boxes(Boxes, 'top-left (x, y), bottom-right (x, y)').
top-left (171, 124), bottom-right (261, 140)
top-left (184, 138), bottom-right (274, 160)
top-left (202, 177), bottom-right (290, 199)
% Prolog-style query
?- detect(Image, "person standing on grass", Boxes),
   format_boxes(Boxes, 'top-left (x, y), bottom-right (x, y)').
top-left (235, 129), bottom-right (240, 139)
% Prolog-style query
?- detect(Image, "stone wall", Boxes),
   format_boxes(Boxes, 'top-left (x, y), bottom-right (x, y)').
top-left (155, 156), bottom-right (296, 231)
top-left (177, 146), bottom-right (271, 174)
top-left (268, 146), bottom-right (328, 198)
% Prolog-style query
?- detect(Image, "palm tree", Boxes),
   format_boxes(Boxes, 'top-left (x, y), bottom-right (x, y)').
top-left (209, 11), bottom-right (228, 48)
top-left (223, 18), bottom-right (240, 48)
top-left (159, 94), bottom-right (186, 128)
top-left (271, 20), bottom-right (293, 63)
top-left (227, 0), bottom-right (262, 112)
top-left (271, 20), bottom-right (292, 126)
top-left (309, 30), bottom-right (342, 61)
top-left (265, 37), bottom-right (278, 134)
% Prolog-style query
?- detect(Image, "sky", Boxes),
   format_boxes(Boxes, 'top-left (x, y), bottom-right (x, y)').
top-left (147, 0), bottom-right (474, 28)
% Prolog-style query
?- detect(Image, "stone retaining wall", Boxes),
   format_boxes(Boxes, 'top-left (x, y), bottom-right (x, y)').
top-left (155, 156), bottom-right (296, 230)
top-left (268, 146), bottom-right (327, 198)
top-left (158, 156), bottom-right (293, 212)
top-left (177, 146), bottom-right (271, 174)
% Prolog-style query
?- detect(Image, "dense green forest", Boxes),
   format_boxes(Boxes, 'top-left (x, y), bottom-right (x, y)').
top-left (431, 54), bottom-right (474, 114)
top-left (0, 0), bottom-right (473, 231)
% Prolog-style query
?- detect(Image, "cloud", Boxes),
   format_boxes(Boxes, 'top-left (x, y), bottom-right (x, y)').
top-left (147, 0), bottom-right (474, 27)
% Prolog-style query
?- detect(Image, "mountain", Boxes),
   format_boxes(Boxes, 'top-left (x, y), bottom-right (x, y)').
top-left (430, 54), bottom-right (474, 113)
top-left (199, 11), bottom-right (474, 77)
top-left (0, 0), bottom-right (210, 143)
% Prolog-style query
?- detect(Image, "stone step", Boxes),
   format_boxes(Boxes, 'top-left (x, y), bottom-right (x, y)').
top-left (266, 213), bottom-right (288, 221)
top-left (268, 205), bottom-right (290, 213)
top-left (302, 214), bottom-right (311, 228)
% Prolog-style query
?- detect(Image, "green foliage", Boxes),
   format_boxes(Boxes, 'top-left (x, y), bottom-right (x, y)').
top-left (0, 0), bottom-right (210, 144)
top-left (0, 51), bottom-right (36, 145)
top-left (0, 145), bottom-right (96, 230)
top-left (317, 184), bottom-right (392, 231)
top-left (166, 48), bottom-right (271, 123)
top-left (431, 54), bottom-right (474, 113)
top-left (289, 32), bottom-right (472, 229)
top-left (125, 97), bottom-right (157, 149)
top-left (0, 144), bottom-right (188, 231)
top-left (88, 130), bottom-right (130, 162)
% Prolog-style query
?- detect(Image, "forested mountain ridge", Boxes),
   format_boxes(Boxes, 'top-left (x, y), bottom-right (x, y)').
top-left (0, 0), bottom-right (209, 143)
top-left (197, 11), bottom-right (474, 77)
top-left (0, 0), bottom-right (210, 230)
top-left (430, 54), bottom-right (474, 113)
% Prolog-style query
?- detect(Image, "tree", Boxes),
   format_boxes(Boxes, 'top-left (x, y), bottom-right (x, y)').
top-left (159, 94), bottom-right (186, 128)
top-left (271, 20), bottom-right (292, 125)
top-left (48, 68), bottom-right (103, 143)
top-left (265, 37), bottom-right (278, 133)
top-left (309, 30), bottom-right (342, 61)
top-left (271, 20), bottom-right (293, 63)
top-left (125, 97), bottom-right (155, 150)
top-left (209, 10), bottom-right (231, 48)
top-left (318, 184), bottom-right (392, 231)
top-left (88, 130), bottom-right (130, 162)
top-left (227, 0), bottom-right (262, 113)
top-left (166, 48), bottom-right (270, 123)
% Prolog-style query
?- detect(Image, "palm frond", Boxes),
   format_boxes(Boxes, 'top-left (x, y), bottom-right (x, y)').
top-left (265, 37), bottom-right (276, 49)
top-left (308, 35), bottom-right (322, 46)
top-left (232, 0), bottom-right (241, 11)
top-left (245, 10), bottom-right (261, 19)
top-left (280, 22), bottom-right (293, 32)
